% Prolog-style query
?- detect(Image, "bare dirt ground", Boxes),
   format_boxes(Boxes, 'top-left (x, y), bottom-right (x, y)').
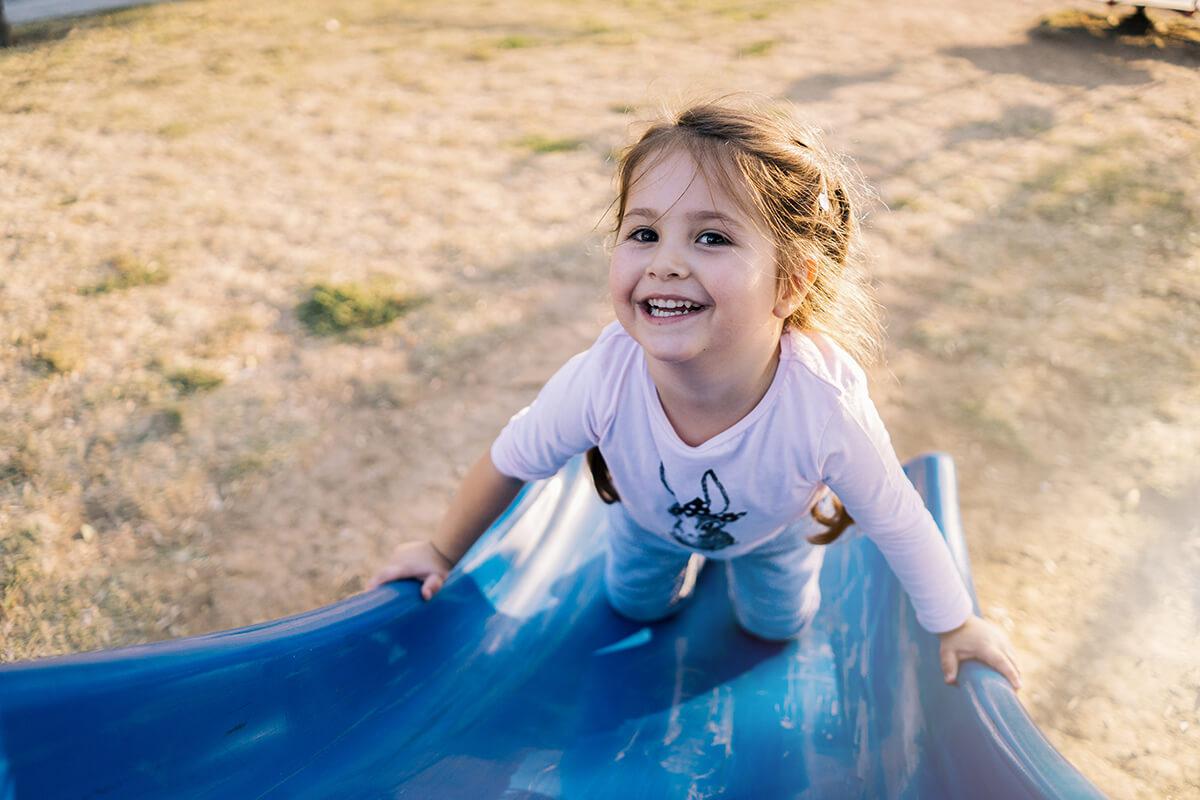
top-left (2, 0), bottom-right (1198, 796)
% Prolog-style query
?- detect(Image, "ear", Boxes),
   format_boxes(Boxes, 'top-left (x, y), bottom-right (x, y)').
top-left (773, 259), bottom-right (817, 320)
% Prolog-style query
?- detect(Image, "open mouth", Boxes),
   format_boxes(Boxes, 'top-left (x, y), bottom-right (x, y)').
top-left (641, 299), bottom-right (709, 319)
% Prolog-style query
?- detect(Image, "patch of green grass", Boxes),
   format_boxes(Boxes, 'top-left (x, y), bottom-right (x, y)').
top-left (29, 349), bottom-right (77, 374)
top-left (157, 121), bottom-right (193, 140)
top-left (166, 367), bottom-right (224, 395)
top-left (515, 134), bottom-right (586, 154)
top-left (80, 254), bottom-right (170, 295)
top-left (709, 0), bottom-right (783, 21)
top-left (220, 442), bottom-right (289, 483)
top-left (496, 35), bottom-right (539, 49)
top-left (28, 327), bottom-right (85, 374)
top-left (576, 19), bottom-right (612, 36)
top-left (736, 39), bottom-right (778, 57)
top-left (297, 281), bottom-right (424, 336)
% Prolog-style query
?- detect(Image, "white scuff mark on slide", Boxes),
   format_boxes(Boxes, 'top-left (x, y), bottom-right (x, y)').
top-left (6, 0), bottom-right (172, 26)
top-left (661, 636), bottom-right (687, 747)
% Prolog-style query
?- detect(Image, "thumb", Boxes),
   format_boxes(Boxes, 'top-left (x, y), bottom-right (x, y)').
top-left (941, 647), bottom-right (959, 685)
top-left (420, 573), bottom-right (445, 601)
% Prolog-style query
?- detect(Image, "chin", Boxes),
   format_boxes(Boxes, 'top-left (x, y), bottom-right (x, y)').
top-left (637, 339), bottom-right (707, 365)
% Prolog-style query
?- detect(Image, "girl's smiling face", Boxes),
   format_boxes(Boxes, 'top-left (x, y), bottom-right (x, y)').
top-left (609, 147), bottom-right (793, 371)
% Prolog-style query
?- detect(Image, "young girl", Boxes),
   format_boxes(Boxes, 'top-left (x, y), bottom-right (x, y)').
top-left (369, 98), bottom-right (1021, 691)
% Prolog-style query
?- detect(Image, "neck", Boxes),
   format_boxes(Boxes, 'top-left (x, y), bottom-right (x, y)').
top-left (647, 326), bottom-right (785, 442)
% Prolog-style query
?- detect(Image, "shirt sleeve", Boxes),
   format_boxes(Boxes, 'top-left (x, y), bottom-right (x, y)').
top-left (817, 384), bottom-right (974, 634)
top-left (489, 347), bottom-right (602, 482)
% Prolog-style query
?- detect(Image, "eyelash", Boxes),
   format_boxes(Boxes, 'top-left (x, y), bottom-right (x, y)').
top-left (626, 228), bottom-right (732, 246)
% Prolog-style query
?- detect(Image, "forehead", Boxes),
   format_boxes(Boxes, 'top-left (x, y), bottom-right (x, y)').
top-left (625, 146), bottom-right (760, 228)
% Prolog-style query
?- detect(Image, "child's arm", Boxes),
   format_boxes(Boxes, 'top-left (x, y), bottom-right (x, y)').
top-left (368, 448), bottom-right (525, 600)
top-left (370, 330), bottom-right (610, 598)
top-left (817, 384), bottom-right (1024, 690)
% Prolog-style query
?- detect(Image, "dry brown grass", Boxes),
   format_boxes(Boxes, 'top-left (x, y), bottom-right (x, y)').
top-left (2, 0), bottom-right (1199, 796)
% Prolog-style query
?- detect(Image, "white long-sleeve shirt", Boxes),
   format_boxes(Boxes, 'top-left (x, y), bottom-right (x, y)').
top-left (490, 321), bottom-right (973, 634)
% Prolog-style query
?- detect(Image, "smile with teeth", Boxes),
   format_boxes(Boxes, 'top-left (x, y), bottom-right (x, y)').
top-left (643, 298), bottom-right (708, 318)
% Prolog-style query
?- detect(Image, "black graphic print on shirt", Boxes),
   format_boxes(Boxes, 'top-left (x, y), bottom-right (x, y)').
top-left (658, 463), bottom-right (747, 551)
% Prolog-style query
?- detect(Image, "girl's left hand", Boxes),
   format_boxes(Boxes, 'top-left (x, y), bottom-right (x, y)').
top-left (937, 614), bottom-right (1022, 691)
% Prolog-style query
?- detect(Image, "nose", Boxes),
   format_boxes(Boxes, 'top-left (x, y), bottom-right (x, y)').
top-left (646, 239), bottom-right (690, 280)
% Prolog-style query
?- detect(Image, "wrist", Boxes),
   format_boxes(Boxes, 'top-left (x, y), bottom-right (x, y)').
top-left (937, 615), bottom-right (973, 639)
top-left (428, 540), bottom-right (456, 568)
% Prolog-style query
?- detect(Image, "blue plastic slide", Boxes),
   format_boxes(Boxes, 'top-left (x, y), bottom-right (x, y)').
top-left (0, 453), bottom-right (1103, 798)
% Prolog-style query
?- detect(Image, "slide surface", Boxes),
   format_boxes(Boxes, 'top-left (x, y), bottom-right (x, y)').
top-left (0, 454), bottom-right (1103, 799)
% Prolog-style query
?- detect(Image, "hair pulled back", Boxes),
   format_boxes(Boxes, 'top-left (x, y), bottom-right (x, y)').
top-left (588, 95), bottom-right (885, 546)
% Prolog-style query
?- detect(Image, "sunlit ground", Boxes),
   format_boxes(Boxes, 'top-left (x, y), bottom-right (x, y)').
top-left (1, 0), bottom-right (1198, 796)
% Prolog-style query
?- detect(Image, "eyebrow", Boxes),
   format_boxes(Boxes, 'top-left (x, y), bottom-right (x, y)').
top-left (624, 208), bottom-right (745, 231)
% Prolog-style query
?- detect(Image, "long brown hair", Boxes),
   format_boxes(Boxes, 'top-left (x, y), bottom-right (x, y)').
top-left (590, 95), bottom-right (885, 546)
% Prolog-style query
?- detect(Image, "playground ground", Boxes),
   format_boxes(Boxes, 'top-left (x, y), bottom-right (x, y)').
top-left (1, 0), bottom-right (1198, 796)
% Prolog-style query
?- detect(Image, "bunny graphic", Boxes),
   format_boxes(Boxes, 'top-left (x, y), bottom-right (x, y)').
top-left (658, 463), bottom-right (747, 551)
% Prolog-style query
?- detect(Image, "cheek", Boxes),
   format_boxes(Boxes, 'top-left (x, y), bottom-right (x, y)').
top-left (608, 256), bottom-right (637, 297)
top-left (717, 275), bottom-right (775, 319)
top-left (607, 273), bottom-right (628, 313)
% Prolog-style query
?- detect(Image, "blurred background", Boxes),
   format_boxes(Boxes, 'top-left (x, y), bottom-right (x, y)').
top-left (1, 0), bottom-right (1198, 796)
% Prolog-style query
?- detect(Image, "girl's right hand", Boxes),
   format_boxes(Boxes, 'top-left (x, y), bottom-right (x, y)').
top-left (367, 540), bottom-right (455, 600)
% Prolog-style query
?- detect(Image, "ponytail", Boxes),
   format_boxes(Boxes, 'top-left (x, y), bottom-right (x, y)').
top-left (805, 493), bottom-right (853, 545)
top-left (586, 446), bottom-right (620, 504)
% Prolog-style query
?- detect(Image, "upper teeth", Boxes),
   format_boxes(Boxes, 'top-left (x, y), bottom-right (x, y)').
top-left (647, 299), bottom-right (701, 309)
